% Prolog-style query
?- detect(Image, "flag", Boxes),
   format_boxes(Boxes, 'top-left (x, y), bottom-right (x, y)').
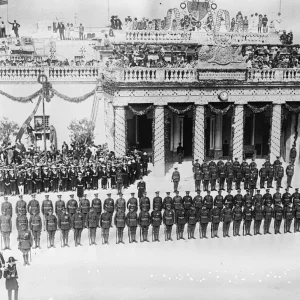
top-left (0, 0), bottom-right (8, 5)
top-left (187, 1), bottom-right (209, 21)
top-left (15, 95), bottom-right (42, 142)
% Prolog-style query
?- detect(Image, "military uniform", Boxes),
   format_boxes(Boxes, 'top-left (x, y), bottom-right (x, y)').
top-left (263, 190), bottom-right (273, 207)
top-left (175, 205), bottom-right (186, 240)
top-left (193, 191), bottom-right (203, 216)
top-left (290, 146), bottom-right (297, 164)
top-left (67, 196), bottom-right (78, 218)
top-left (286, 164), bottom-right (294, 188)
top-left (273, 190), bottom-right (282, 207)
top-left (116, 171), bottom-right (123, 194)
top-left (293, 203), bottom-right (300, 232)
top-left (163, 206), bottom-right (175, 241)
top-left (210, 166), bottom-right (218, 191)
top-left (139, 194), bottom-right (151, 212)
top-left (29, 212), bottom-right (42, 248)
top-left (198, 205), bottom-right (210, 239)
top-left (292, 189), bottom-right (300, 207)
top-left (222, 204), bottom-right (232, 237)
top-left (186, 206), bottom-right (197, 239)
top-left (243, 204), bottom-right (253, 236)
top-left (42, 196), bottom-right (53, 231)
top-left (232, 205), bottom-right (243, 236)
top-left (263, 203), bottom-right (273, 234)
top-left (259, 166), bottom-right (267, 189)
top-left (226, 167), bottom-right (234, 192)
top-left (235, 167), bottom-right (243, 190)
top-left (249, 171), bottom-right (256, 197)
top-left (1, 198), bottom-right (12, 217)
top-left (183, 192), bottom-right (193, 215)
top-left (253, 204), bottom-right (264, 235)
top-left (126, 208), bottom-right (138, 243)
top-left (127, 193), bottom-right (138, 212)
top-left (45, 211), bottom-right (58, 248)
top-left (87, 208), bottom-right (99, 245)
top-left (243, 191), bottom-right (253, 207)
top-left (283, 204), bottom-right (294, 233)
top-left (282, 190), bottom-right (292, 207)
top-left (58, 210), bottom-right (71, 247)
top-left (114, 209), bottom-right (126, 244)
top-left (253, 191), bottom-right (263, 207)
top-left (153, 193), bottom-right (163, 212)
top-left (243, 165), bottom-right (251, 190)
top-left (194, 169), bottom-right (202, 192)
top-left (203, 192), bottom-right (213, 216)
top-left (224, 192), bottom-right (234, 210)
top-left (151, 208), bottom-right (162, 242)
top-left (100, 211), bottom-right (112, 244)
top-left (18, 229), bottom-right (33, 265)
top-left (218, 163), bottom-right (226, 191)
top-left (27, 195), bottom-right (40, 215)
top-left (267, 165), bottom-right (274, 188)
top-left (80, 196), bottom-right (90, 227)
top-left (203, 168), bottom-right (210, 191)
top-left (275, 162), bottom-right (284, 188)
top-left (0, 212), bottom-right (12, 249)
top-left (274, 205), bottom-right (283, 234)
top-left (55, 196), bottom-right (66, 219)
top-left (211, 205), bottom-right (221, 238)
top-left (138, 209), bottom-right (151, 242)
top-left (171, 169), bottom-right (180, 192)
top-left (233, 158), bottom-right (240, 180)
top-left (15, 197), bottom-right (27, 216)
top-left (71, 209), bottom-right (85, 246)
top-left (91, 195), bottom-right (102, 216)
top-left (103, 195), bottom-right (115, 217)
top-left (115, 195), bottom-right (126, 213)
top-left (173, 192), bottom-right (183, 213)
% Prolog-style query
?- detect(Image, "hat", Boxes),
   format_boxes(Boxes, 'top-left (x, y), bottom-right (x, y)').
top-left (19, 195), bottom-right (23, 198)
top-left (296, 188), bottom-right (299, 191)
top-left (174, 167), bottom-right (178, 170)
top-left (195, 159), bottom-right (199, 161)
top-left (4, 196), bottom-right (8, 200)
top-left (7, 257), bottom-right (17, 263)
top-left (94, 193), bottom-right (99, 196)
top-left (57, 194), bottom-right (62, 197)
top-left (119, 192), bottom-right (123, 196)
top-left (175, 191), bottom-right (179, 194)
top-left (107, 193), bottom-right (111, 196)
top-left (257, 190), bottom-right (260, 192)
top-left (196, 190), bottom-right (201, 193)
top-left (155, 191), bottom-right (159, 194)
top-left (130, 192), bottom-right (135, 195)
top-left (70, 194), bottom-right (74, 197)
top-left (186, 191), bottom-right (190, 193)
top-left (45, 194), bottom-right (49, 197)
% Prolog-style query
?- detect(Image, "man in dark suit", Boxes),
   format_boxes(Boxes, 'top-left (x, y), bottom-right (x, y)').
top-left (8, 20), bottom-right (20, 38)
top-left (4, 256), bottom-right (19, 300)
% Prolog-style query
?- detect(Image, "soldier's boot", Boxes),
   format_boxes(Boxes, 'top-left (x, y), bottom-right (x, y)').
top-left (192, 228), bottom-right (196, 239)
top-left (38, 238), bottom-right (41, 249)
top-left (25, 253), bottom-right (30, 266)
top-left (106, 233), bottom-right (110, 245)
top-left (79, 234), bottom-right (83, 246)
top-left (121, 231), bottom-right (125, 244)
top-left (66, 236), bottom-right (70, 247)
top-left (188, 229), bottom-right (190, 239)
top-left (134, 232), bottom-right (138, 243)
top-left (23, 254), bottom-right (27, 266)
top-left (181, 230), bottom-right (185, 240)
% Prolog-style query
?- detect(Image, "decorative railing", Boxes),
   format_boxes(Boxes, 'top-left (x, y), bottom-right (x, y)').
top-left (48, 67), bottom-right (99, 81)
top-left (114, 30), bottom-right (280, 45)
top-left (0, 66), bottom-right (99, 82)
top-left (247, 68), bottom-right (300, 82)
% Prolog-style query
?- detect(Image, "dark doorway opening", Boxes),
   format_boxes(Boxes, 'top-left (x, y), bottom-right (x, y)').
top-left (183, 116), bottom-right (193, 157)
top-left (138, 115), bottom-right (152, 149)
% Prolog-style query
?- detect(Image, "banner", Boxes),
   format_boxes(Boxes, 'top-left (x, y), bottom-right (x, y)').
top-left (0, 0), bottom-right (8, 5)
top-left (187, 1), bottom-right (209, 21)
top-left (15, 95), bottom-right (42, 142)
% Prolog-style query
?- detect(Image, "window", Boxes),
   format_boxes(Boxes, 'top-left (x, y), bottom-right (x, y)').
top-left (210, 117), bottom-right (215, 150)
top-left (34, 116), bottom-right (50, 130)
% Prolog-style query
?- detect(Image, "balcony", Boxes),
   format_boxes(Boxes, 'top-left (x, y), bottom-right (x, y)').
top-left (0, 66), bottom-right (99, 83)
top-left (119, 67), bottom-right (300, 84)
top-left (114, 30), bottom-right (280, 45)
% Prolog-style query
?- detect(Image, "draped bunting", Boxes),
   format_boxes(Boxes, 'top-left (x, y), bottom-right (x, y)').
top-left (128, 105), bottom-right (154, 116)
top-left (168, 104), bottom-right (194, 115)
top-left (0, 88), bottom-right (42, 103)
top-left (208, 104), bottom-right (233, 115)
top-left (285, 103), bottom-right (300, 114)
top-left (51, 88), bottom-right (96, 103)
top-left (247, 103), bottom-right (271, 114)
top-left (0, 88), bottom-right (96, 103)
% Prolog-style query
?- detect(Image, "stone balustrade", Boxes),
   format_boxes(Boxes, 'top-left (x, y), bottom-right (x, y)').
top-left (114, 30), bottom-right (280, 45)
top-left (0, 66), bottom-right (99, 82)
top-left (247, 68), bottom-right (300, 82)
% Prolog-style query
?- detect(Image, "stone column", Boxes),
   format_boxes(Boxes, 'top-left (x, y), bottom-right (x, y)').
top-left (114, 106), bottom-right (126, 157)
top-left (104, 98), bottom-right (115, 151)
top-left (153, 106), bottom-right (165, 176)
top-left (214, 114), bottom-right (223, 159)
top-left (232, 104), bottom-right (244, 161)
top-left (193, 104), bottom-right (205, 162)
top-left (270, 104), bottom-right (282, 162)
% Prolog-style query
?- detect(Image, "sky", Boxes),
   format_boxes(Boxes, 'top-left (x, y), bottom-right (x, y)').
top-left (0, 0), bottom-right (300, 41)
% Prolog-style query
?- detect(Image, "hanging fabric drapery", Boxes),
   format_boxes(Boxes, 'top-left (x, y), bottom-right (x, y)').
top-left (128, 105), bottom-right (154, 116)
top-left (247, 103), bottom-right (272, 114)
top-left (0, 88), bottom-right (42, 103)
top-left (208, 104), bottom-right (233, 115)
top-left (285, 103), bottom-right (300, 114)
top-left (167, 104), bottom-right (194, 115)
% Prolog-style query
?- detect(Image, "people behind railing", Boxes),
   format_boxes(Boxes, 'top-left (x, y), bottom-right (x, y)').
top-left (0, 56), bottom-right (101, 68)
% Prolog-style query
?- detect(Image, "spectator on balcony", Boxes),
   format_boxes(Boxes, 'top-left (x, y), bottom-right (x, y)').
top-left (127, 16), bottom-right (133, 30)
top-left (57, 22), bottom-right (65, 40)
top-left (287, 31), bottom-right (293, 45)
top-left (206, 16), bottom-right (213, 31)
top-left (115, 16), bottom-right (122, 30)
top-left (110, 16), bottom-right (116, 29)
top-left (147, 21), bottom-right (153, 30)
top-left (0, 21), bottom-right (6, 38)
top-left (79, 23), bottom-right (84, 40)
top-left (262, 15), bottom-right (268, 33)
top-left (258, 14), bottom-right (263, 33)
top-left (70, 23), bottom-right (75, 40)
top-left (8, 20), bottom-right (20, 38)
top-left (171, 19), bottom-right (178, 31)
top-left (230, 18), bottom-right (235, 32)
top-left (243, 16), bottom-right (248, 33)
top-left (132, 18), bottom-right (138, 30)
top-left (65, 23), bottom-right (70, 40)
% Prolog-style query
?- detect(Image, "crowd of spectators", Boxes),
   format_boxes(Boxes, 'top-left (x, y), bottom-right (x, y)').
top-left (0, 139), bottom-right (149, 196)
top-left (0, 56), bottom-right (101, 68)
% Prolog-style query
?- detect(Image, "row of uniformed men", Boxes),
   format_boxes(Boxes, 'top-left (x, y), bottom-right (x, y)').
top-left (1, 188), bottom-right (300, 265)
top-left (189, 157), bottom-right (294, 192)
